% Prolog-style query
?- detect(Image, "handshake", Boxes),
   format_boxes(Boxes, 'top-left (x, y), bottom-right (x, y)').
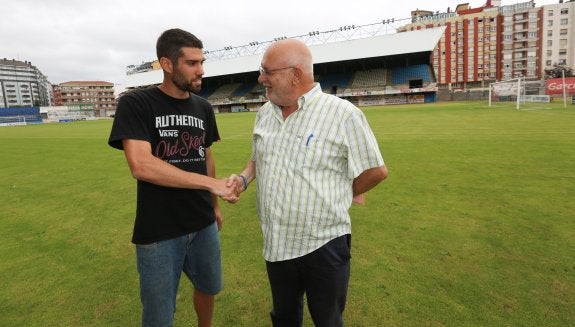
top-left (215, 174), bottom-right (248, 204)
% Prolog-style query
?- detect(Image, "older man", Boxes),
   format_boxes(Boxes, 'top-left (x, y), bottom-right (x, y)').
top-left (229, 38), bottom-right (388, 327)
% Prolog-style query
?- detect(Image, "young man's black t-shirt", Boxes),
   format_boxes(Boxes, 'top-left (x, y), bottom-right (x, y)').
top-left (108, 87), bottom-right (220, 244)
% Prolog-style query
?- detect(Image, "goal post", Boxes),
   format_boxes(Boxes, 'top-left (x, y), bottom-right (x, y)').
top-left (0, 115), bottom-right (27, 126)
top-left (489, 78), bottom-right (521, 109)
top-left (489, 78), bottom-right (551, 110)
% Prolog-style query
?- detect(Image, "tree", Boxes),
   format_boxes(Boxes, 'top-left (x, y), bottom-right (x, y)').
top-left (544, 64), bottom-right (574, 79)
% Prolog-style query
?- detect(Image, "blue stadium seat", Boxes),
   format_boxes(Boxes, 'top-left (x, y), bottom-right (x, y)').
top-left (319, 72), bottom-right (352, 92)
top-left (392, 64), bottom-right (431, 85)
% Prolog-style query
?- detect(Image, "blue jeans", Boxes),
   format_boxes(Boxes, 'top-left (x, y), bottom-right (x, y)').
top-left (136, 222), bottom-right (222, 327)
top-left (266, 234), bottom-right (351, 327)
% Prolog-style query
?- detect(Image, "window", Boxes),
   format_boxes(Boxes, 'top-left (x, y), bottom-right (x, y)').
top-left (560, 18), bottom-right (568, 25)
top-left (560, 29), bottom-right (568, 35)
top-left (559, 49), bottom-right (567, 56)
top-left (561, 8), bottom-right (568, 15)
top-left (548, 20), bottom-right (553, 26)
top-left (546, 60), bottom-right (552, 66)
top-left (548, 30), bottom-right (553, 37)
top-left (547, 40), bottom-right (553, 46)
top-left (548, 10), bottom-right (553, 16)
top-left (547, 50), bottom-right (552, 56)
top-left (560, 39), bottom-right (567, 46)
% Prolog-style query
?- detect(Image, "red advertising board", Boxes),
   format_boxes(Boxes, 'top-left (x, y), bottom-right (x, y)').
top-left (546, 77), bottom-right (575, 95)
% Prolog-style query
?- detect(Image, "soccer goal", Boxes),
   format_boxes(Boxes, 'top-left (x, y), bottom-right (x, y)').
top-left (0, 115), bottom-right (27, 127)
top-left (488, 78), bottom-right (551, 110)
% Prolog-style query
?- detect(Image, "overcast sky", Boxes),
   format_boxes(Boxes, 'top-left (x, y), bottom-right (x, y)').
top-left (0, 0), bottom-right (559, 86)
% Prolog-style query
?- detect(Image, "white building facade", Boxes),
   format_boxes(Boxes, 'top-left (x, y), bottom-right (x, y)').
top-left (542, 1), bottom-right (575, 69)
top-left (0, 59), bottom-right (52, 108)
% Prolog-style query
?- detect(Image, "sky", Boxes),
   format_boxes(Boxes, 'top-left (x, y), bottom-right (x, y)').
top-left (0, 0), bottom-right (560, 86)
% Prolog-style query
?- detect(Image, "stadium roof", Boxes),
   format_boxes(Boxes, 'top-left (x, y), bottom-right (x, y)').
top-left (126, 27), bottom-right (445, 88)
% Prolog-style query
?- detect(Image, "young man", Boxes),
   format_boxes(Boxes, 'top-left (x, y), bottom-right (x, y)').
top-left (229, 39), bottom-right (388, 326)
top-left (108, 28), bottom-right (235, 327)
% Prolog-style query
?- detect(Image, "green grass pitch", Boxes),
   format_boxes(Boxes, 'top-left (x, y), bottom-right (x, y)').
top-left (1, 101), bottom-right (574, 326)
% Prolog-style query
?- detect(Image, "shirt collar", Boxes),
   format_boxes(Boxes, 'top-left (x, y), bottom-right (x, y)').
top-left (297, 83), bottom-right (322, 111)
top-left (269, 82), bottom-right (322, 113)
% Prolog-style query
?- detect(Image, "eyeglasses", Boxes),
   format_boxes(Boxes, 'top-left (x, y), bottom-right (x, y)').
top-left (259, 66), bottom-right (294, 76)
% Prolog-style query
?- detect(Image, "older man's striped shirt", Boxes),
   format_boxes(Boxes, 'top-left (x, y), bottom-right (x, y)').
top-left (252, 83), bottom-right (384, 262)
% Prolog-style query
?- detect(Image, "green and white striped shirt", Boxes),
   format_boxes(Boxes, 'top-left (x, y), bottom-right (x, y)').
top-left (252, 83), bottom-right (384, 262)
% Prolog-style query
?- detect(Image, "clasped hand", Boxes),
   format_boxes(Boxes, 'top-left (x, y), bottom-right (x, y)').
top-left (218, 174), bottom-right (245, 204)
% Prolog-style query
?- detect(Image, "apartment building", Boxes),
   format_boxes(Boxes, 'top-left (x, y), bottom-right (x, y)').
top-left (542, 1), bottom-right (575, 69)
top-left (0, 58), bottom-right (52, 108)
top-left (399, 1), bottom-right (505, 89)
top-left (55, 81), bottom-right (116, 117)
top-left (498, 2), bottom-right (543, 81)
top-left (396, 0), bottom-right (575, 90)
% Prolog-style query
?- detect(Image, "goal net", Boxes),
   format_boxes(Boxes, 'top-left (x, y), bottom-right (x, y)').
top-left (0, 115), bottom-right (28, 127)
top-left (489, 78), bottom-right (551, 110)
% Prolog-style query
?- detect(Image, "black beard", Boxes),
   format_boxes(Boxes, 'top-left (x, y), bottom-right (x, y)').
top-left (172, 70), bottom-right (201, 94)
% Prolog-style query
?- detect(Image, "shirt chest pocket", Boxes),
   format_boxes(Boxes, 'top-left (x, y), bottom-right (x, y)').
top-left (295, 137), bottom-right (344, 174)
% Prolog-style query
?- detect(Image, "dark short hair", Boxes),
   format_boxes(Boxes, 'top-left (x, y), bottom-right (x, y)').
top-left (156, 28), bottom-right (203, 64)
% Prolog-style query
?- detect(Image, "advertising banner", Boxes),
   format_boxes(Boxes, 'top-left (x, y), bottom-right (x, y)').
top-left (546, 77), bottom-right (575, 95)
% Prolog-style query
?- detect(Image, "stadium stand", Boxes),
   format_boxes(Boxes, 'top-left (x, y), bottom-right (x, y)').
top-left (232, 82), bottom-right (256, 98)
top-left (350, 68), bottom-right (387, 89)
top-left (198, 83), bottom-right (218, 99)
top-left (247, 83), bottom-right (266, 100)
top-left (208, 83), bottom-right (241, 101)
top-left (124, 27), bottom-right (446, 111)
top-left (391, 64), bottom-right (431, 84)
top-left (318, 72), bottom-right (353, 94)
